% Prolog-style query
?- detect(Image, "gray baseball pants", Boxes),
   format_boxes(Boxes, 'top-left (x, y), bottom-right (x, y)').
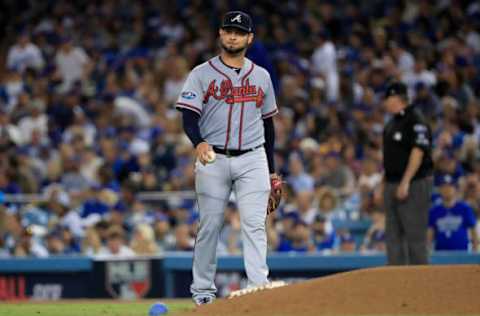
top-left (384, 177), bottom-right (432, 265)
top-left (190, 147), bottom-right (270, 301)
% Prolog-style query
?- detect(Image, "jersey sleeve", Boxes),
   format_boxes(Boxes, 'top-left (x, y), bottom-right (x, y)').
top-left (261, 72), bottom-right (279, 119)
top-left (408, 117), bottom-right (431, 151)
top-left (175, 70), bottom-right (203, 116)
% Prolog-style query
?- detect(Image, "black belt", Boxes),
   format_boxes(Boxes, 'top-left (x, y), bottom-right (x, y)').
top-left (213, 144), bottom-right (263, 157)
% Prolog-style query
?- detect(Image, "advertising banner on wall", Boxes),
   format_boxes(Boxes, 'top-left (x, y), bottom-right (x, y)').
top-left (0, 273), bottom-right (90, 300)
top-left (92, 257), bottom-right (165, 299)
top-left (105, 259), bottom-right (151, 299)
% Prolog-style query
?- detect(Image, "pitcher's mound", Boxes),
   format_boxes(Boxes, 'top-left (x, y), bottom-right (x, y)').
top-left (190, 265), bottom-right (480, 316)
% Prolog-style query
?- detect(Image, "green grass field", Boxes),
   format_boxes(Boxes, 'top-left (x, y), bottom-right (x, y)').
top-left (0, 299), bottom-right (480, 316)
top-left (2, 300), bottom-right (478, 316)
top-left (0, 300), bottom-right (195, 316)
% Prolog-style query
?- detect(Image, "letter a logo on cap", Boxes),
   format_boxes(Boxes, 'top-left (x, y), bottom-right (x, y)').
top-left (231, 14), bottom-right (242, 23)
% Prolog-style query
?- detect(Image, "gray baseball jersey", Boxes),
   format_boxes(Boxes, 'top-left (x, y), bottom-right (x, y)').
top-left (175, 56), bottom-right (278, 150)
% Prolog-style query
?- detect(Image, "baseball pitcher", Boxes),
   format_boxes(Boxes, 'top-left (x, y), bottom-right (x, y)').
top-left (175, 11), bottom-right (282, 305)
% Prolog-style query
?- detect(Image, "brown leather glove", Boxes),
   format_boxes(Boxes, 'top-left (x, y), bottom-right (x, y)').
top-left (267, 174), bottom-right (283, 215)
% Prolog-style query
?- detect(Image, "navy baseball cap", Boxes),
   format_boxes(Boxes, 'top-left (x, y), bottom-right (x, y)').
top-left (435, 174), bottom-right (458, 187)
top-left (384, 81), bottom-right (407, 99)
top-left (221, 11), bottom-right (253, 33)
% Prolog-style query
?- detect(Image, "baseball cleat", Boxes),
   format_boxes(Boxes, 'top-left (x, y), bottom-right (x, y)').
top-left (194, 296), bottom-right (214, 306)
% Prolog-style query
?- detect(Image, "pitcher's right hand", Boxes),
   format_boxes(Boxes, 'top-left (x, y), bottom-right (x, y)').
top-left (196, 142), bottom-right (213, 165)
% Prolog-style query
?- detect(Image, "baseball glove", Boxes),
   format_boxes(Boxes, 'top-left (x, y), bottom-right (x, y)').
top-left (267, 174), bottom-right (283, 215)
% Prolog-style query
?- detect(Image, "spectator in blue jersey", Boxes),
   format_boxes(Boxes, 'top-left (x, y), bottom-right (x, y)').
top-left (311, 214), bottom-right (337, 252)
top-left (428, 175), bottom-right (478, 251)
top-left (45, 226), bottom-right (81, 255)
top-left (277, 218), bottom-right (313, 253)
top-left (338, 230), bottom-right (356, 252)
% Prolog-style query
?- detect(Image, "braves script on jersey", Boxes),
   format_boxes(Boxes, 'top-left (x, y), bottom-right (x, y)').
top-left (175, 56), bottom-right (278, 150)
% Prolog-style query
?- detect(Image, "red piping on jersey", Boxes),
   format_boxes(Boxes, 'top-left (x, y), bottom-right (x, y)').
top-left (238, 63), bottom-right (255, 150)
top-left (208, 60), bottom-right (232, 82)
top-left (224, 104), bottom-right (233, 150)
top-left (238, 103), bottom-right (245, 149)
top-left (208, 60), bottom-right (235, 150)
top-left (262, 108), bottom-right (278, 119)
top-left (176, 102), bottom-right (202, 116)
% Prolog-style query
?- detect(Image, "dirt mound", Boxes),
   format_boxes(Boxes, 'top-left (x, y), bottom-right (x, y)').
top-left (187, 265), bottom-right (480, 316)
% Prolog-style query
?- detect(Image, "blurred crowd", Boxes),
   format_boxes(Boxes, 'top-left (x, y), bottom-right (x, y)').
top-left (1, 0), bottom-right (480, 258)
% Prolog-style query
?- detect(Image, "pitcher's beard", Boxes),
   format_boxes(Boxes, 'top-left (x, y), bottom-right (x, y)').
top-left (220, 42), bottom-right (247, 56)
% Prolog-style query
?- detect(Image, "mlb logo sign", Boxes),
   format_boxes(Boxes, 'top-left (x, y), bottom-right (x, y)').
top-left (105, 260), bottom-right (151, 299)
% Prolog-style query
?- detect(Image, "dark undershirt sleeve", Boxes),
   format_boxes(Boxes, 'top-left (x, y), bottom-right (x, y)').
top-left (181, 109), bottom-right (204, 148)
top-left (263, 117), bottom-right (275, 174)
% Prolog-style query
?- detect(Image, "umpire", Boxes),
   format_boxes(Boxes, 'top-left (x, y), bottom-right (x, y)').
top-left (382, 81), bottom-right (433, 265)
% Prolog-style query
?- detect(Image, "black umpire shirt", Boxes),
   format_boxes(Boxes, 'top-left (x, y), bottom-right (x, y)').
top-left (383, 105), bottom-right (433, 183)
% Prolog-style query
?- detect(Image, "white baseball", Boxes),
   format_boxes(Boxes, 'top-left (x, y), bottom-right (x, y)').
top-left (205, 150), bottom-right (216, 163)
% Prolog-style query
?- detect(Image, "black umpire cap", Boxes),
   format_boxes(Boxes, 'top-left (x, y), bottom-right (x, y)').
top-left (384, 81), bottom-right (408, 99)
top-left (222, 11), bottom-right (253, 33)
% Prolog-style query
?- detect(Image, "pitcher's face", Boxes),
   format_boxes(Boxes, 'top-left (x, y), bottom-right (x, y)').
top-left (219, 27), bottom-right (253, 55)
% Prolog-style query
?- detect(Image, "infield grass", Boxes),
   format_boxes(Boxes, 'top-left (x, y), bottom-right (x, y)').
top-left (0, 299), bottom-right (194, 316)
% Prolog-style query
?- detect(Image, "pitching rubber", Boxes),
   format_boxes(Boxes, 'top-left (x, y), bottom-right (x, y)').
top-left (228, 281), bottom-right (287, 299)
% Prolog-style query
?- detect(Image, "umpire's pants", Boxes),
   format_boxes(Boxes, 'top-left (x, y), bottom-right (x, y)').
top-left (384, 177), bottom-right (432, 265)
